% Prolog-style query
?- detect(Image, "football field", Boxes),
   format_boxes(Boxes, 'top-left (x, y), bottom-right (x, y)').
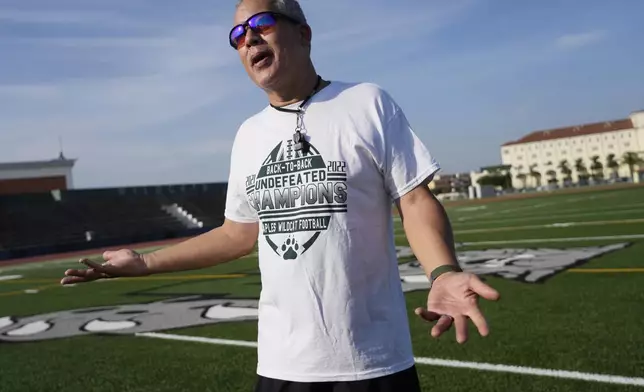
top-left (1, 185), bottom-right (644, 391)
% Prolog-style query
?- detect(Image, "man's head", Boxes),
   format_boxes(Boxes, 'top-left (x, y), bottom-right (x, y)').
top-left (232, 0), bottom-right (312, 92)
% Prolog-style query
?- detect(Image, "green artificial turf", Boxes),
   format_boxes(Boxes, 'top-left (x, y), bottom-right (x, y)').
top-left (1, 185), bottom-right (644, 392)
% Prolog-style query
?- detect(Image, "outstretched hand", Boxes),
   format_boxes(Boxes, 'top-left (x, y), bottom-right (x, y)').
top-left (415, 271), bottom-right (500, 343)
top-left (60, 249), bottom-right (150, 285)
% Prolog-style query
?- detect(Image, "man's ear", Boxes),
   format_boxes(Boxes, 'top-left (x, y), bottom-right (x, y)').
top-left (300, 24), bottom-right (312, 48)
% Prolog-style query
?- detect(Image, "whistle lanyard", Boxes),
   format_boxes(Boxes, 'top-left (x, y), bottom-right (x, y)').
top-left (269, 75), bottom-right (323, 152)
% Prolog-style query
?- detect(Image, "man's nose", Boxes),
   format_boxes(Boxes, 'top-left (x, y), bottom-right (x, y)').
top-left (244, 27), bottom-right (262, 47)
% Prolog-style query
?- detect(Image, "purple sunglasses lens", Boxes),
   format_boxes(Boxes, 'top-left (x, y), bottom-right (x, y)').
top-left (248, 12), bottom-right (277, 29)
top-left (230, 25), bottom-right (246, 44)
top-left (230, 12), bottom-right (279, 48)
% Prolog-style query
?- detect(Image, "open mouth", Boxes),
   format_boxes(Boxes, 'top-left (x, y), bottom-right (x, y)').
top-left (250, 50), bottom-right (273, 69)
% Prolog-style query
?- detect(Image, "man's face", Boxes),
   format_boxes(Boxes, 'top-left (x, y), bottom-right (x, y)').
top-left (233, 0), bottom-right (309, 90)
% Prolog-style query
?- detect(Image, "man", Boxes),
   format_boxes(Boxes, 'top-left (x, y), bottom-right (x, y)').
top-left (61, 0), bottom-right (500, 390)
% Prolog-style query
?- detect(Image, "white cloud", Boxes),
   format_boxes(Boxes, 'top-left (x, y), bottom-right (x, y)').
top-left (0, 0), bottom-right (481, 187)
top-left (555, 30), bottom-right (607, 49)
top-left (313, 0), bottom-right (476, 55)
top-left (0, 23), bottom-right (243, 137)
top-left (0, 18), bottom-right (250, 187)
top-left (0, 9), bottom-right (139, 27)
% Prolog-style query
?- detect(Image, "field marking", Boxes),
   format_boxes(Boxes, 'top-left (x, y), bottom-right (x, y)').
top-left (0, 274), bottom-right (248, 286)
top-left (0, 284), bottom-right (58, 298)
top-left (0, 275), bottom-right (22, 281)
top-left (0, 253), bottom-right (259, 273)
top-left (138, 332), bottom-right (258, 348)
top-left (454, 218), bottom-right (644, 235)
top-left (394, 218), bottom-right (644, 237)
top-left (136, 332), bottom-right (644, 387)
top-left (568, 268), bottom-right (644, 273)
top-left (451, 208), bottom-right (644, 229)
top-left (456, 234), bottom-right (644, 246)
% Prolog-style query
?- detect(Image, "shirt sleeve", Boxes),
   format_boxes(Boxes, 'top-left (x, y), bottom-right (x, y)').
top-left (224, 130), bottom-right (259, 223)
top-left (382, 106), bottom-right (441, 201)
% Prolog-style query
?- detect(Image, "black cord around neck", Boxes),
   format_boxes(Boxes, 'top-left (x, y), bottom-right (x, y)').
top-left (270, 75), bottom-right (323, 114)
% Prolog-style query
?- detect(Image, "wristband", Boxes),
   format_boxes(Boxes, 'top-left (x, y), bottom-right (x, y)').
top-left (429, 264), bottom-right (463, 289)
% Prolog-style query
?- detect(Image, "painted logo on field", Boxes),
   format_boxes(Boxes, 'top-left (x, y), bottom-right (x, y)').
top-left (398, 243), bottom-right (630, 289)
top-left (245, 139), bottom-right (348, 260)
top-left (0, 297), bottom-right (258, 343)
top-left (0, 244), bottom-right (629, 342)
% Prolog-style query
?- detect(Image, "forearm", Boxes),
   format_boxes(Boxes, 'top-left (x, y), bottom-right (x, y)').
top-left (142, 225), bottom-right (256, 274)
top-left (399, 192), bottom-right (459, 276)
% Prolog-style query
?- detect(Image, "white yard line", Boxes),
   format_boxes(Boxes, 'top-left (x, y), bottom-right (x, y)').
top-left (451, 208), bottom-right (644, 229)
top-left (457, 234), bottom-right (644, 246)
top-left (136, 332), bottom-right (644, 387)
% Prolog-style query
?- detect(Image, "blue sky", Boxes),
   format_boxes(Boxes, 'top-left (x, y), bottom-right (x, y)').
top-left (1, 0), bottom-right (643, 189)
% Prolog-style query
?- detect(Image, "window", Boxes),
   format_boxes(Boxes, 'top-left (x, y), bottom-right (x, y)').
top-left (561, 151), bottom-right (567, 155)
top-left (504, 149), bottom-right (510, 155)
top-left (625, 142), bottom-right (630, 147)
top-left (532, 154), bottom-right (537, 159)
top-left (577, 148), bottom-right (582, 153)
top-left (546, 152), bottom-right (552, 157)
top-left (608, 144), bottom-right (614, 149)
top-left (592, 146), bottom-right (599, 151)
top-left (517, 156), bottom-right (523, 160)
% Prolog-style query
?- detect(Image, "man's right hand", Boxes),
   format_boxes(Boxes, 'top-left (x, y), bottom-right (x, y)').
top-left (60, 249), bottom-right (150, 285)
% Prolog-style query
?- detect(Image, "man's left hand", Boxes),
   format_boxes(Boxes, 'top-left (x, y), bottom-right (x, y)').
top-left (414, 271), bottom-right (500, 343)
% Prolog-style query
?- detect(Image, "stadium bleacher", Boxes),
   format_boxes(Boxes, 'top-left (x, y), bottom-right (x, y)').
top-left (0, 183), bottom-right (229, 261)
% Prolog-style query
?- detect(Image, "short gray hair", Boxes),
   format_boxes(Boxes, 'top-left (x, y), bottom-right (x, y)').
top-left (237, 0), bottom-right (308, 25)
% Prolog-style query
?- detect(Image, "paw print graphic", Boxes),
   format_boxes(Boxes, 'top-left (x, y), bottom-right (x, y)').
top-left (281, 236), bottom-right (300, 260)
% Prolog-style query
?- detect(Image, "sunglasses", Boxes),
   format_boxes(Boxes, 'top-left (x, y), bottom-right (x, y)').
top-left (229, 11), bottom-right (300, 50)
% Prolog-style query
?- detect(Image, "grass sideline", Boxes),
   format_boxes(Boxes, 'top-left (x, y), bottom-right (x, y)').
top-left (1, 186), bottom-right (644, 392)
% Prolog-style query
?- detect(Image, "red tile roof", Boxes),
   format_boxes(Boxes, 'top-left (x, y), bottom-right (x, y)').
top-left (502, 118), bottom-right (634, 146)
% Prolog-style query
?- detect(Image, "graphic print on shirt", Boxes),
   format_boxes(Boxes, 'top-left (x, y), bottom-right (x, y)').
top-left (245, 139), bottom-right (347, 260)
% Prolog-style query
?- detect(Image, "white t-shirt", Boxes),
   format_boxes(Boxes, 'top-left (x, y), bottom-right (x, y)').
top-left (224, 81), bottom-right (440, 382)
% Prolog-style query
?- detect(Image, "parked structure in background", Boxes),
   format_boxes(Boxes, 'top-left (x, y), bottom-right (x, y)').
top-left (468, 165), bottom-right (513, 198)
top-left (500, 110), bottom-right (644, 189)
top-left (428, 173), bottom-right (471, 195)
top-left (0, 153), bottom-right (76, 195)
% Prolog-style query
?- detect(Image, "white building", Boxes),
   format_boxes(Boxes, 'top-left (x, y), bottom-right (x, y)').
top-left (500, 110), bottom-right (644, 188)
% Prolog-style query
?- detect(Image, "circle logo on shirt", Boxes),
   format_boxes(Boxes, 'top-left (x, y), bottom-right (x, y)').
top-left (244, 139), bottom-right (348, 260)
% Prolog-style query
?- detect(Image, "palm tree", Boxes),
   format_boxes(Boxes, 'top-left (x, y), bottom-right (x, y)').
top-left (529, 164), bottom-right (542, 187)
top-left (606, 153), bottom-right (620, 179)
top-left (558, 159), bottom-right (572, 184)
top-left (575, 158), bottom-right (588, 183)
top-left (516, 173), bottom-right (527, 189)
top-left (622, 152), bottom-right (644, 181)
top-left (546, 169), bottom-right (557, 184)
top-left (590, 155), bottom-right (604, 181)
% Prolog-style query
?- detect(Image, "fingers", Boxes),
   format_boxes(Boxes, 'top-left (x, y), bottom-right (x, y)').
top-left (469, 275), bottom-right (500, 301)
top-left (61, 268), bottom-right (106, 285)
top-left (466, 307), bottom-right (490, 337)
top-left (430, 315), bottom-right (453, 338)
top-left (414, 307), bottom-right (441, 322)
top-left (80, 258), bottom-right (118, 276)
top-left (454, 315), bottom-right (468, 344)
top-left (61, 275), bottom-right (94, 285)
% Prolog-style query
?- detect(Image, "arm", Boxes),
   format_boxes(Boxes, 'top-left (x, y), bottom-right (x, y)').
top-left (396, 180), bottom-right (500, 344)
top-left (143, 219), bottom-right (258, 274)
top-left (395, 179), bottom-right (458, 273)
top-left (61, 219), bottom-right (258, 284)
